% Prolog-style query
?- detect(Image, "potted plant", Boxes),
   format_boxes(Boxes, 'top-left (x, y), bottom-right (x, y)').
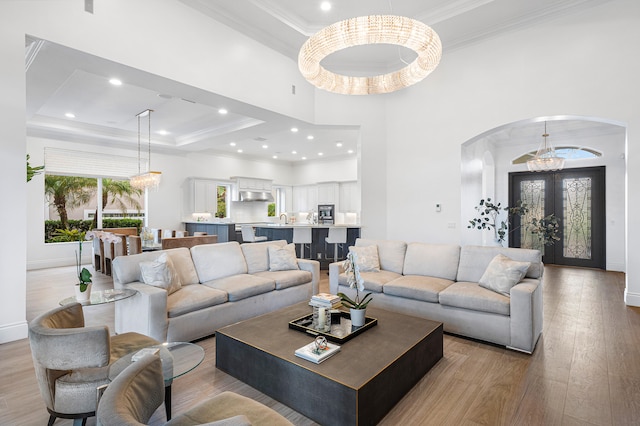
top-left (54, 228), bottom-right (93, 301)
top-left (468, 198), bottom-right (560, 247)
top-left (337, 251), bottom-right (373, 327)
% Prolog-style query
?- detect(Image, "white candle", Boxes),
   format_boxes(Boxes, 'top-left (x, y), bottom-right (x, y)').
top-left (318, 307), bottom-right (326, 328)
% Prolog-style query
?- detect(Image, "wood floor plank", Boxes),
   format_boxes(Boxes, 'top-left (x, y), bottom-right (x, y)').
top-left (1, 264), bottom-right (635, 425)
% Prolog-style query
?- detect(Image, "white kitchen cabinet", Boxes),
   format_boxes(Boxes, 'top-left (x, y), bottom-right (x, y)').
top-left (233, 177), bottom-right (272, 192)
top-left (317, 182), bottom-right (339, 204)
top-left (192, 179), bottom-right (218, 213)
top-left (339, 181), bottom-right (360, 213)
top-left (292, 185), bottom-right (318, 212)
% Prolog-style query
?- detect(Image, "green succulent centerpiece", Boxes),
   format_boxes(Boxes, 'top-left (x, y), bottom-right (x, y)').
top-left (337, 251), bottom-right (373, 310)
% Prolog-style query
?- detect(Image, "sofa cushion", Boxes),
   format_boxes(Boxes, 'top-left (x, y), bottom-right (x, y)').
top-left (139, 253), bottom-right (182, 295)
top-left (167, 285), bottom-right (228, 318)
top-left (403, 243), bottom-right (460, 281)
top-left (479, 254), bottom-right (531, 296)
top-left (241, 240), bottom-right (287, 274)
top-left (383, 275), bottom-right (454, 303)
top-left (254, 270), bottom-right (313, 290)
top-left (457, 245), bottom-right (542, 283)
top-left (191, 242), bottom-right (248, 282)
top-left (348, 245), bottom-right (380, 272)
top-left (202, 274), bottom-right (275, 302)
top-left (112, 248), bottom-right (200, 287)
top-left (439, 282), bottom-right (510, 316)
top-left (338, 269), bottom-right (401, 293)
top-left (355, 239), bottom-right (406, 274)
top-left (268, 244), bottom-right (299, 271)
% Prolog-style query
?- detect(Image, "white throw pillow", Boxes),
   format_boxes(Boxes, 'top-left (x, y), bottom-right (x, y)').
top-left (349, 245), bottom-right (380, 272)
top-left (268, 243), bottom-right (299, 271)
top-left (478, 254), bottom-right (531, 297)
top-left (139, 253), bottom-right (182, 294)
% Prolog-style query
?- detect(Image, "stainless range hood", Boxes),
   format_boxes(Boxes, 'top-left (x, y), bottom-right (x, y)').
top-left (238, 190), bottom-right (274, 202)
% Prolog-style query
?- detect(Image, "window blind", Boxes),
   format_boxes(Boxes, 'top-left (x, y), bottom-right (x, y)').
top-left (44, 148), bottom-right (142, 179)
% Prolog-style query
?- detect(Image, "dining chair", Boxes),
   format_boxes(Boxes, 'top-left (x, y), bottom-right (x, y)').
top-left (241, 225), bottom-right (267, 243)
top-left (174, 230), bottom-right (188, 237)
top-left (128, 235), bottom-right (142, 255)
top-left (161, 229), bottom-right (174, 240)
top-left (103, 234), bottom-right (127, 276)
top-left (293, 227), bottom-right (312, 259)
top-left (28, 303), bottom-right (159, 426)
top-left (96, 354), bottom-right (293, 426)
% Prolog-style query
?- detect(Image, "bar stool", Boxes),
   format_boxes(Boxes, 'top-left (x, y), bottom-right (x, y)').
top-left (241, 225), bottom-right (267, 243)
top-left (325, 227), bottom-right (347, 261)
top-left (293, 227), bottom-right (312, 259)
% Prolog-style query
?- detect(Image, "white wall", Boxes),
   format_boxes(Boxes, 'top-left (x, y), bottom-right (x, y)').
top-left (291, 157), bottom-right (358, 185)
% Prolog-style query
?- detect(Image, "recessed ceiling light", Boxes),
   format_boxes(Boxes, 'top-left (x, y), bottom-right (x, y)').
top-left (65, 112), bottom-right (75, 118)
top-left (348, 149), bottom-right (354, 154)
top-left (262, 144), bottom-right (268, 149)
top-left (318, 152), bottom-right (324, 156)
top-left (320, 1), bottom-right (331, 12)
top-left (336, 142), bottom-right (343, 147)
top-left (272, 155), bottom-right (278, 159)
top-left (109, 78), bottom-right (122, 86)
top-left (307, 135), bottom-right (314, 140)
top-left (291, 127), bottom-right (299, 133)
top-left (230, 142), bottom-right (236, 146)
top-left (157, 130), bottom-right (170, 136)
top-left (237, 149), bottom-right (243, 153)
top-left (218, 108), bottom-right (228, 115)
top-left (302, 156), bottom-right (307, 160)
top-left (292, 150), bottom-right (297, 154)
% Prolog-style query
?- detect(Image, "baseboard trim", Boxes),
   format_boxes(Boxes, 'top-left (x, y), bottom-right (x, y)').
top-left (624, 290), bottom-right (640, 307)
top-left (0, 321), bottom-right (28, 343)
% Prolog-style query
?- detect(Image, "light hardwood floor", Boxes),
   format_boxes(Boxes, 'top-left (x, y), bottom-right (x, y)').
top-left (1, 265), bottom-right (639, 425)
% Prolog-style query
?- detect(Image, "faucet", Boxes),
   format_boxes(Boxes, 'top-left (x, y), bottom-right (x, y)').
top-left (279, 213), bottom-right (288, 224)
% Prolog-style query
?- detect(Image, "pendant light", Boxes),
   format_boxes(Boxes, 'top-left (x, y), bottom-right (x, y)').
top-left (130, 109), bottom-right (162, 190)
top-left (527, 121), bottom-right (565, 172)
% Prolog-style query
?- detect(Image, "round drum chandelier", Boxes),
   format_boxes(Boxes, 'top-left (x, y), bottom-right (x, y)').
top-left (298, 15), bottom-right (442, 95)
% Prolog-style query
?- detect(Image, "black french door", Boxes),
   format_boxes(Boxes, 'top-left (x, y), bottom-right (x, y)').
top-left (509, 167), bottom-right (606, 269)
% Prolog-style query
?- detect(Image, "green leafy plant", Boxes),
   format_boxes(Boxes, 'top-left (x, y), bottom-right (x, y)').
top-left (468, 198), bottom-right (560, 246)
top-left (26, 154), bottom-right (44, 182)
top-left (337, 251), bottom-right (373, 310)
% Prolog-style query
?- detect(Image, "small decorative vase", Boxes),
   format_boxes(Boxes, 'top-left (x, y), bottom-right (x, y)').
top-left (350, 308), bottom-right (366, 327)
top-left (75, 283), bottom-right (92, 302)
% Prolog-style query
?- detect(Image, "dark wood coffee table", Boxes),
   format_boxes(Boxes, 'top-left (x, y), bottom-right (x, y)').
top-left (216, 302), bottom-right (443, 425)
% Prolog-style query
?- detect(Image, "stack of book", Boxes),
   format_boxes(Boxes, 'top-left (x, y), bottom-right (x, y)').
top-left (309, 293), bottom-right (342, 308)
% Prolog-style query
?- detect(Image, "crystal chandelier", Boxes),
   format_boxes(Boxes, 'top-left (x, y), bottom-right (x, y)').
top-left (298, 15), bottom-right (442, 95)
top-left (527, 121), bottom-right (565, 172)
top-left (130, 109), bottom-right (162, 190)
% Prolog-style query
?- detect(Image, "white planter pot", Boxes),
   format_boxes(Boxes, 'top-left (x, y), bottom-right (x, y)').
top-left (350, 308), bottom-right (366, 327)
top-left (74, 283), bottom-right (92, 302)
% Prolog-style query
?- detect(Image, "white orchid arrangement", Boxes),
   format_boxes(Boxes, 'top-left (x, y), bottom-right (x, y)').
top-left (55, 229), bottom-right (121, 292)
top-left (337, 251), bottom-right (373, 310)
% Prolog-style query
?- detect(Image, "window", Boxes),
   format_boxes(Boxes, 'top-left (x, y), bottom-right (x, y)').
top-left (216, 185), bottom-right (229, 218)
top-left (512, 146), bottom-right (601, 165)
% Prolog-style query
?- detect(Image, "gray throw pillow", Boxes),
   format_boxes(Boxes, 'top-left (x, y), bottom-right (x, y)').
top-left (268, 243), bottom-right (299, 271)
top-left (139, 253), bottom-right (182, 294)
top-left (478, 254), bottom-right (530, 297)
top-left (349, 245), bottom-right (380, 272)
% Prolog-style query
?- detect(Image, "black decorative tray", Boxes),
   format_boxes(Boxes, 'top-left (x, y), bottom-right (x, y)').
top-left (288, 310), bottom-right (378, 343)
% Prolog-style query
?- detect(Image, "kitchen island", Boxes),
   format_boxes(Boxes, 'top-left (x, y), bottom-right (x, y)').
top-left (253, 224), bottom-right (360, 267)
top-left (183, 222), bottom-right (237, 242)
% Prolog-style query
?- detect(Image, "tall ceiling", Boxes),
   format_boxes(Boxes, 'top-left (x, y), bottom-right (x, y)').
top-left (26, 0), bottom-right (613, 164)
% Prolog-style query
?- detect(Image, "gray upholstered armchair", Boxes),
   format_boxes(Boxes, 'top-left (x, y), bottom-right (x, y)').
top-left (97, 354), bottom-right (294, 426)
top-left (28, 302), bottom-right (159, 426)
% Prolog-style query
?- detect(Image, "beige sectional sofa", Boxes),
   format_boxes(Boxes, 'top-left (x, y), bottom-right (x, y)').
top-left (329, 239), bottom-right (543, 353)
top-left (112, 240), bottom-right (319, 342)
